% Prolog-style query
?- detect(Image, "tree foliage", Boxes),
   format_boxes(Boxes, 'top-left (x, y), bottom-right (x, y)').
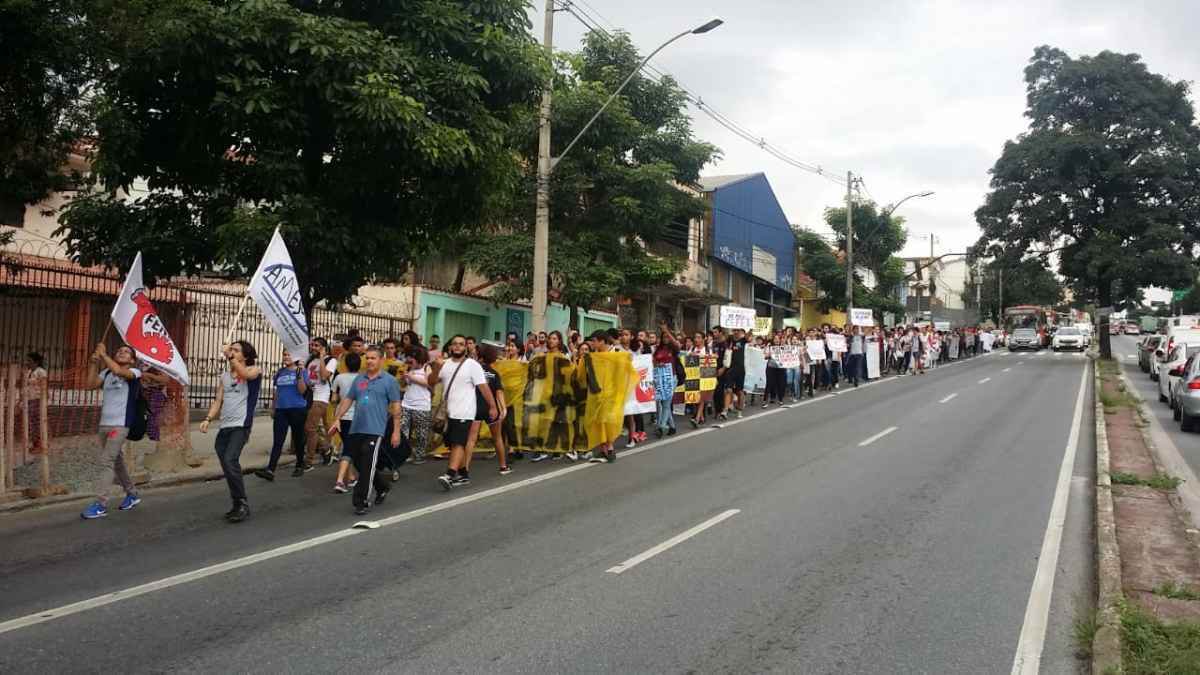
top-left (55, 0), bottom-right (544, 312)
top-left (975, 46), bottom-right (1200, 356)
top-left (462, 31), bottom-right (719, 326)
top-left (964, 257), bottom-right (1063, 323)
top-left (0, 0), bottom-right (92, 215)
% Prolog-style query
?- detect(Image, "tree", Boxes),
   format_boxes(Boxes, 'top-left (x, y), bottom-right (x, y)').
top-left (55, 0), bottom-right (544, 316)
top-left (461, 31), bottom-right (719, 329)
top-left (975, 46), bottom-right (1200, 358)
top-left (964, 257), bottom-right (1063, 323)
top-left (797, 200), bottom-right (908, 319)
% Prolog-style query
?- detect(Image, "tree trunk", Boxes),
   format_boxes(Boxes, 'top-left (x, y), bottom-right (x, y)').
top-left (452, 263), bottom-right (466, 293)
top-left (1098, 274), bottom-right (1112, 360)
top-left (569, 304), bottom-right (580, 332)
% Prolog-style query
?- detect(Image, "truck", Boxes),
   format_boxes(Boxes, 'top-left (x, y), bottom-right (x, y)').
top-left (1141, 316), bottom-right (1160, 333)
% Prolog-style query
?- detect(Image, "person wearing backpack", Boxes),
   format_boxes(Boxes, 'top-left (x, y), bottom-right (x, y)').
top-left (80, 343), bottom-right (144, 520)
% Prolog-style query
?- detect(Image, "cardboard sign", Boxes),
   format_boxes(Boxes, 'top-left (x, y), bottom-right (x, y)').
top-left (850, 307), bottom-right (874, 327)
top-left (672, 353), bottom-right (719, 405)
top-left (743, 346), bottom-right (767, 392)
top-left (769, 345), bottom-right (801, 369)
top-left (753, 317), bottom-right (773, 336)
top-left (806, 339), bottom-right (827, 362)
top-left (934, 321), bottom-right (951, 332)
top-left (826, 334), bottom-right (847, 353)
top-left (714, 305), bottom-right (756, 332)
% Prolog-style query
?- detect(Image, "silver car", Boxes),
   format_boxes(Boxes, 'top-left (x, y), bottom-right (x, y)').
top-left (1009, 328), bottom-right (1041, 351)
top-left (1172, 353), bottom-right (1200, 431)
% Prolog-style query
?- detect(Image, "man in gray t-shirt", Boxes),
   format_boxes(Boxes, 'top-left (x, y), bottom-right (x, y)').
top-left (201, 340), bottom-right (262, 522)
top-left (80, 343), bottom-right (144, 520)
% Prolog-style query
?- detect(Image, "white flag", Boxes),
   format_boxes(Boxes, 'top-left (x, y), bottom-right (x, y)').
top-left (111, 252), bottom-right (190, 385)
top-left (248, 227), bottom-right (310, 361)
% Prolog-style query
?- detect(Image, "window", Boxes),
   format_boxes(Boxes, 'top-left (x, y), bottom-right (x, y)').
top-left (0, 196), bottom-right (24, 227)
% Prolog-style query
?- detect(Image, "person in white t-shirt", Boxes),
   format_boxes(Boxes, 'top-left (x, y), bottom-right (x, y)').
top-left (429, 335), bottom-right (497, 490)
top-left (79, 343), bottom-right (143, 520)
top-left (330, 352), bottom-right (362, 493)
top-left (401, 346), bottom-right (434, 465)
top-left (302, 337), bottom-right (338, 471)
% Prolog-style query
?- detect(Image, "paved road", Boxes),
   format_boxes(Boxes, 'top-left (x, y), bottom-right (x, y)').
top-left (0, 350), bottom-right (1094, 674)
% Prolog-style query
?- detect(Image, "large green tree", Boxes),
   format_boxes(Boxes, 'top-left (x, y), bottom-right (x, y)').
top-left (56, 0), bottom-right (543, 314)
top-left (975, 46), bottom-right (1200, 357)
top-left (461, 31), bottom-right (719, 328)
top-left (794, 201), bottom-right (907, 318)
top-left (964, 257), bottom-right (1063, 324)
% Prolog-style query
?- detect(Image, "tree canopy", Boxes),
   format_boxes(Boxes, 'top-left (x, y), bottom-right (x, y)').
top-left (974, 46), bottom-right (1200, 356)
top-left (794, 200), bottom-right (907, 317)
top-left (461, 31), bottom-right (719, 326)
top-left (55, 0), bottom-right (544, 313)
top-left (964, 257), bottom-right (1063, 323)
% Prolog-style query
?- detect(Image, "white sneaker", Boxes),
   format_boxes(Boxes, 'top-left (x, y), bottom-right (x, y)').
top-left (566, 451), bottom-right (579, 462)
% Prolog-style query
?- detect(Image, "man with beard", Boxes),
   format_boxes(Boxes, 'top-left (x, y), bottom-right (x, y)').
top-left (329, 346), bottom-right (403, 516)
top-left (430, 335), bottom-right (498, 490)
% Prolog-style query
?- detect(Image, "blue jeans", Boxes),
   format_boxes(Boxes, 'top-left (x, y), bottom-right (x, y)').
top-left (785, 368), bottom-right (796, 397)
top-left (656, 399), bottom-right (676, 431)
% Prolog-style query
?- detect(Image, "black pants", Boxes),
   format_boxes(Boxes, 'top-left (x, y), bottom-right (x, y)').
top-left (215, 427), bottom-right (250, 503)
top-left (267, 408), bottom-right (307, 472)
top-left (765, 367), bottom-right (787, 402)
top-left (845, 354), bottom-right (863, 384)
top-left (346, 433), bottom-right (390, 508)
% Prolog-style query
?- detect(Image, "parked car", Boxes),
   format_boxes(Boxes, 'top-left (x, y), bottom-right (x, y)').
top-left (1009, 327), bottom-right (1041, 351)
top-left (1159, 342), bottom-right (1200, 404)
top-left (1151, 329), bottom-right (1200, 381)
top-left (1125, 323), bottom-right (1141, 335)
top-left (1139, 335), bottom-right (1165, 373)
top-left (1051, 326), bottom-right (1086, 351)
top-left (1172, 355), bottom-right (1200, 431)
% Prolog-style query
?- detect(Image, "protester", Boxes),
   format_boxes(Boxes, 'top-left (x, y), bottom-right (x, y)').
top-left (585, 330), bottom-right (618, 463)
top-left (652, 325), bottom-right (681, 436)
top-left (254, 349), bottom-right (309, 482)
top-left (846, 326), bottom-right (864, 387)
top-left (430, 335), bottom-right (498, 490)
top-left (200, 341), bottom-right (262, 523)
top-left (79, 344), bottom-right (143, 520)
top-left (328, 346), bottom-right (403, 516)
top-left (428, 335), bottom-right (441, 361)
top-left (303, 338), bottom-right (338, 470)
top-left (330, 352), bottom-right (362, 493)
top-left (401, 347), bottom-right (434, 466)
top-left (21, 352), bottom-right (47, 454)
top-left (462, 343), bottom-right (511, 475)
top-left (764, 332), bottom-right (787, 406)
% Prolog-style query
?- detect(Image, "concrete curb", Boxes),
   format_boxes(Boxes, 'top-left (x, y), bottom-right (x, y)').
top-left (1092, 358), bottom-right (1124, 674)
top-left (0, 455), bottom-right (298, 516)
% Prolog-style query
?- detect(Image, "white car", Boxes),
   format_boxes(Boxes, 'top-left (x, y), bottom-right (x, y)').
top-left (1159, 342), bottom-right (1200, 404)
top-left (1052, 326), bottom-right (1086, 351)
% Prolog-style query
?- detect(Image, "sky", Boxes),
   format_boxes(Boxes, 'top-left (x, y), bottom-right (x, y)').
top-left (533, 0), bottom-right (1199, 299)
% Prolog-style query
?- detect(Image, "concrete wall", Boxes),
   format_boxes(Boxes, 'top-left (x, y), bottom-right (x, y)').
top-left (412, 288), bottom-right (617, 344)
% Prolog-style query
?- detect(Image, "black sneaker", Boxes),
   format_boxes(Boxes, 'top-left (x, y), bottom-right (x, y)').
top-left (689, 418), bottom-right (698, 429)
top-left (354, 505), bottom-right (369, 516)
top-left (224, 503), bottom-right (239, 519)
top-left (374, 489), bottom-right (389, 505)
top-left (292, 465), bottom-right (306, 478)
top-left (499, 466), bottom-right (513, 476)
top-left (304, 464), bottom-right (317, 473)
top-left (254, 469), bottom-right (275, 482)
top-left (452, 475), bottom-right (471, 487)
top-left (667, 427), bottom-right (677, 436)
top-left (227, 502), bottom-right (250, 523)
top-left (437, 474), bottom-right (453, 491)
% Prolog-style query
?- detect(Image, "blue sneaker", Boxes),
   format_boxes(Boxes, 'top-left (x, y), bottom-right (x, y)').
top-left (81, 502), bottom-right (108, 519)
top-left (118, 493), bottom-right (141, 511)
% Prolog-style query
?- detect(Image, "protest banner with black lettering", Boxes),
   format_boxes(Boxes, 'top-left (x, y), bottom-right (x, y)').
top-left (247, 228), bottom-right (310, 361)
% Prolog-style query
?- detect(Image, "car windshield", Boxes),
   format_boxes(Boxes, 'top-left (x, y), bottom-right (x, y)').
top-left (1058, 328), bottom-right (1080, 335)
top-left (1014, 328), bottom-right (1036, 335)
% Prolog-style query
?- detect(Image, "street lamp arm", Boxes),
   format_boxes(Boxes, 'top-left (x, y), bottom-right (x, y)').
top-left (882, 191), bottom-right (934, 217)
top-left (903, 251), bottom-right (969, 281)
top-left (551, 29), bottom-right (693, 168)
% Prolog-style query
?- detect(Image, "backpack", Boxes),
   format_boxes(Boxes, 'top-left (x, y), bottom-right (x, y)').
top-left (124, 374), bottom-right (150, 441)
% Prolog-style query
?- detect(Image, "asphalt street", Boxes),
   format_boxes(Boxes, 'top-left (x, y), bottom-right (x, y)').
top-left (0, 349), bottom-right (1095, 674)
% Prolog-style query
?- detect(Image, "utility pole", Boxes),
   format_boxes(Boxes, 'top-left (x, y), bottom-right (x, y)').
top-left (531, 0), bottom-right (554, 334)
top-left (845, 171), bottom-right (854, 313)
top-left (998, 268), bottom-right (1004, 318)
top-left (975, 260), bottom-right (982, 325)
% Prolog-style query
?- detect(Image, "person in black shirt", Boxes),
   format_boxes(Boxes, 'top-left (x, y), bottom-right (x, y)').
top-left (463, 344), bottom-right (511, 476)
top-left (723, 327), bottom-right (748, 419)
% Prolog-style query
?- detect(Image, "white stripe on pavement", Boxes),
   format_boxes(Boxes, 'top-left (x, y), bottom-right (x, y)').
top-left (858, 426), bottom-right (899, 447)
top-left (1003, 368), bottom-right (1012, 373)
top-left (1009, 362), bottom-right (1090, 674)
top-left (606, 509), bottom-right (740, 575)
top-left (978, 377), bottom-right (992, 384)
top-left (938, 393), bottom-right (958, 403)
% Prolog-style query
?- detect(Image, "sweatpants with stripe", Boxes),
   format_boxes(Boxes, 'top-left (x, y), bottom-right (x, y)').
top-left (345, 433), bottom-right (391, 509)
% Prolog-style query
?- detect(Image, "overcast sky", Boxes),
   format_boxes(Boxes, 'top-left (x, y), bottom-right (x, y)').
top-left (535, 0), bottom-right (1199, 287)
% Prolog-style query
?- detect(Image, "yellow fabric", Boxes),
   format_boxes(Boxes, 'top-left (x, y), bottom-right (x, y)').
top-left (578, 351), bottom-right (636, 449)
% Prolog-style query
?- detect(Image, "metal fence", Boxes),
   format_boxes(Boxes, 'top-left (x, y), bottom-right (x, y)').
top-left (0, 242), bottom-right (414, 413)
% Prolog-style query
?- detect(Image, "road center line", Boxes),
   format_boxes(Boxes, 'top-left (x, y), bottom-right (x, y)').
top-left (1003, 368), bottom-right (1012, 373)
top-left (858, 426), bottom-right (898, 447)
top-left (978, 377), bottom-right (992, 384)
top-left (605, 509), bottom-right (740, 575)
top-left (1009, 362), bottom-right (1090, 674)
top-left (938, 393), bottom-right (958, 403)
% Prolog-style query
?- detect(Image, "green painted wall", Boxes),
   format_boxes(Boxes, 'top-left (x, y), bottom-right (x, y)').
top-left (415, 289), bottom-right (616, 344)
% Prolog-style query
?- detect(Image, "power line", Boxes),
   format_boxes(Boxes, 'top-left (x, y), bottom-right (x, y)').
top-left (553, 2), bottom-right (848, 188)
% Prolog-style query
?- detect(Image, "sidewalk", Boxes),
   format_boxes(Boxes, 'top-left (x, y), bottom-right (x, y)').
top-left (1, 415), bottom-right (300, 514)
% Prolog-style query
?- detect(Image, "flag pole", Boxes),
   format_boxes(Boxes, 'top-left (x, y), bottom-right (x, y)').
top-left (222, 293), bottom-right (252, 352)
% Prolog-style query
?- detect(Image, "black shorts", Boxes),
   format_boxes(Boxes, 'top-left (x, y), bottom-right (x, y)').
top-left (445, 418), bottom-right (475, 447)
top-left (474, 404), bottom-right (499, 424)
top-left (722, 370), bottom-right (746, 392)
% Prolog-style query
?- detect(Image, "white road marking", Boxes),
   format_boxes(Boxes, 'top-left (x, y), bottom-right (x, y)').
top-left (938, 393), bottom-right (958, 403)
top-left (1127, 354), bottom-right (1137, 359)
top-left (1003, 368), bottom-right (1012, 373)
top-left (606, 509), bottom-right (740, 575)
top-left (1018, 361), bottom-right (1025, 365)
top-left (0, 342), bottom-right (1000, 635)
top-left (1009, 363), bottom-right (1090, 675)
top-left (858, 426), bottom-right (899, 447)
top-left (978, 377), bottom-right (992, 384)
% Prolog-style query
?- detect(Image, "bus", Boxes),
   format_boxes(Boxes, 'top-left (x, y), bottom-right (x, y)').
top-left (1003, 305), bottom-right (1053, 348)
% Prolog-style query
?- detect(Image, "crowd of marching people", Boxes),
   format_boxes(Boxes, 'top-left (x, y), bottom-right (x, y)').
top-left (78, 321), bottom-right (995, 522)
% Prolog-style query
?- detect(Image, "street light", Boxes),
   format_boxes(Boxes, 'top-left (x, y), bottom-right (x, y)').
top-left (846, 187), bottom-right (933, 315)
top-left (883, 190), bottom-right (934, 218)
top-left (531, 17), bottom-right (725, 333)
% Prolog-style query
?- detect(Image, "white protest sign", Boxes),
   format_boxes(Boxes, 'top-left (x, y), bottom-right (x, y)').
top-left (248, 228), bottom-right (310, 361)
top-left (826, 333), bottom-right (847, 353)
top-left (806, 339), bottom-right (826, 362)
top-left (743, 346), bottom-right (767, 392)
top-left (866, 336), bottom-right (881, 379)
top-left (850, 307), bottom-right (874, 327)
top-left (624, 353), bottom-right (656, 415)
top-left (715, 305), bottom-right (756, 332)
top-left (770, 345), bottom-right (801, 369)
top-left (934, 320), bottom-right (951, 332)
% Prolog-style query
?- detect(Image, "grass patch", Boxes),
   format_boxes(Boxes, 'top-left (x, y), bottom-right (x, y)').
top-left (1110, 471), bottom-right (1185, 490)
top-left (1121, 599), bottom-right (1200, 674)
top-left (1155, 581), bottom-right (1200, 601)
top-left (1098, 358), bottom-right (1122, 379)
top-left (1101, 388), bottom-right (1138, 411)
top-left (1074, 608), bottom-right (1100, 659)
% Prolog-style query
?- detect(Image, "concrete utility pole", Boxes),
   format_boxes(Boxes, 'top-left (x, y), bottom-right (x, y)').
top-left (531, 0), bottom-right (555, 334)
top-left (845, 171), bottom-right (854, 312)
top-left (998, 268), bottom-right (1004, 316)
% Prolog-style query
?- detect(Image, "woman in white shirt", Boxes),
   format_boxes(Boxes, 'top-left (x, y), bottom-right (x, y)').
top-left (330, 352), bottom-right (361, 493)
top-left (401, 346), bottom-right (434, 465)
